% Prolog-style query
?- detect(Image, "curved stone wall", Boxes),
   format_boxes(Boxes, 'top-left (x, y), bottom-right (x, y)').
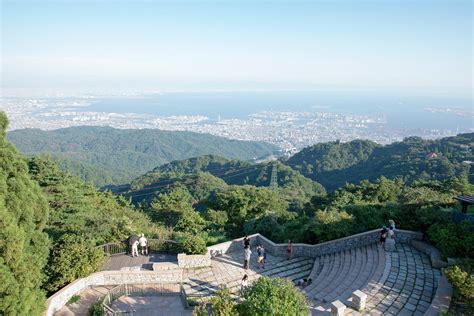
top-left (44, 270), bottom-right (182, 316)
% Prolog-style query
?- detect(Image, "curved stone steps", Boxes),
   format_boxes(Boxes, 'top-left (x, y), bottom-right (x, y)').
top-left (304, 253), bottom-right (333, 297)
top-left (312, 249), bottom-right (349, 301)
top-left (336, 243), bottom-right (441, 316)
top-left (183, 256), bottom-right (314, 296)
top-left (308, 243), bottom-right (387, 314)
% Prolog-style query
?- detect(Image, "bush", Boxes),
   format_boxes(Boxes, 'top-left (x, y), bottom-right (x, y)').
top-left (45, 234), bottom-right (105, 292)
top-left (444, 265), bottom-right (474, 301)
top-left (239, 277), bottom-right (309, 316)
top-left (193, 286), bottom-right (238, 316)
top-left (175, 232), bottom-right (208, 255)
top-left (88, 300), bottom-right (104, 316)
top-left (67, 295), bottom-right (81, 305)
top-left (309, 209), bottom-right (355, 243)
top-left (427, 220), bottom-right (474, 259)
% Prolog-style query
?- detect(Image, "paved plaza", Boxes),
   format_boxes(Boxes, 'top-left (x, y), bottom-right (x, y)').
top-left (110, 296), bottom-right (192, 316)
top-left (55, 241), bottom-right (441, 316)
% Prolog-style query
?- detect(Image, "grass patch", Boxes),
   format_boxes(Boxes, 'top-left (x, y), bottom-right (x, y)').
top-left (67, 295), bottom-right (81, 305)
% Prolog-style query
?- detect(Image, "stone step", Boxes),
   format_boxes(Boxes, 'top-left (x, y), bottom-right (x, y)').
top-left (308, 243), bottom-right (385, 311)
top-left (305, 253), bottom-right (333, 297)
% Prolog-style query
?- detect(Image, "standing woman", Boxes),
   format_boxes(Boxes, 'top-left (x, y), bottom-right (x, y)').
top-left (287, 240), bottom-right (293, 260)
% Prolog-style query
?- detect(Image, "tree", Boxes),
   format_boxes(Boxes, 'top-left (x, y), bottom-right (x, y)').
top-left (0, 112), bottom-right (51, 315)
top-left (150, 187), bottom-right (195, 226)
top-left (239, 277), bottom-right (309, 316)
top-left (213, 186), bottom-right (288, 236)
top-left (193, 286), bottom-right (238, 316)
top-left (44, 234), bottom-right (104, 292)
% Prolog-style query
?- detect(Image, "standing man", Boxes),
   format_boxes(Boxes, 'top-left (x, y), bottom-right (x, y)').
top-left (128, 235), bottom-right (139, 257)
top-left (244, 246), bottom-right (252, 269)
top-left (139, 233), bottom-right (148, 256)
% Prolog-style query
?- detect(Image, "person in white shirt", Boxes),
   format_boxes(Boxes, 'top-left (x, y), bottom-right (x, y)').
top-left (244, 246), bottom-right (252, 269)
top-left (241, 274), bottom-right (249, 293)
top-left (138, 234), bottom-right (148, 255)
top-left (131, 240), bottom-right (139, 257)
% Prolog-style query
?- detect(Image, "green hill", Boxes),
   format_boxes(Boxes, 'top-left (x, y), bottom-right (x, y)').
top-left (124, 155), bottom-right (326, 208)
top-left (284, 134), bottom-right (473, 191)
top-left (7, 126), bottom-right (279, 186)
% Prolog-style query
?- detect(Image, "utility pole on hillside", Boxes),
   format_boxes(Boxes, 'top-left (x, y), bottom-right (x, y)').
top-left (269, 162), bottom-right (278, 191)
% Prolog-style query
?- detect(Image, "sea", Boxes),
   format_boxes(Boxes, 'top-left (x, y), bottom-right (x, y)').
top-left (81, 91), bottom-right (473, 131)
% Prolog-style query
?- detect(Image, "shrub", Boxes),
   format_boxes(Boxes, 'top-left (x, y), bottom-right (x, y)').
top-left (427, 220), bottom-right (474, 259)
top-left (175, 232), bottom-right (208, 255)
top-left (67, 295), bottom-right (81, 305)
top-left (239, 277), bottom-right (309, 316)
top-left (444, 265), bottom-right (474, 301)
top-left (45, 234), bottom-right (105, 292)
top-left (193, 286), bottom-right (237, 316)
top-left (309, 209), bottom-right (355, 243)
top-left (88, 299), bottom-right (104, 316)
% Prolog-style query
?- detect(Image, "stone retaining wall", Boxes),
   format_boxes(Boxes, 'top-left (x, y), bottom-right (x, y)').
top-left (257, 229), bottom-right (422, 258)
top-left (207, 233), bottom-right (260, 257)
top-left (177, 253), bottom-right (211, 268)
top-left (206, 230), bottom-right (422, 259)
top-left (44, 270), bottom-right (182, 316)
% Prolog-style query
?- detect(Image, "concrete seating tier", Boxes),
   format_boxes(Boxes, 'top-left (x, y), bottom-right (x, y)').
top-left (307, 243), bottom-right (385, 314)
top-left (306, 243), bottom-right (440, 315)
top-left (182, 250), bottom-right (315, 297)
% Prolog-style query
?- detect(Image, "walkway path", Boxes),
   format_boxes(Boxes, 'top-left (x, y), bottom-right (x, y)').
top-left (111, 296), bottom-right (192, 316)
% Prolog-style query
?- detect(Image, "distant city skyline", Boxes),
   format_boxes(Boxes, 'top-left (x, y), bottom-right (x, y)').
top-left (1, 0), bottom-right (472, 98)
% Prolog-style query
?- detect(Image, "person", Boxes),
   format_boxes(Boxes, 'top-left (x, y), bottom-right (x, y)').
top-left (131, 240), bottom-right (139, 257)
top-left (127, 235), bottom-right (139, 257)
top-left (389, 219), bottom-right (397, 231)
top-left (241, 274), bottom-right (249, 293)
top-left (244, 246), bottom-right (252, 269)
top-left (261, 245), bottom-right (267, 269)
top-left (287, 240), bottom-right (293, 260)
top-left (243, 236), bottom-right (250, 248)
top-left (388, 226), bottom-right (395, 240)
top-left (138, 233), bottom-right (148, 255)
top-left (379, 225), bottom-right (388, 246)
top-left (296, 278), bottom-right (308, 287)
top-left (257, 245), bottom-right (264, 270)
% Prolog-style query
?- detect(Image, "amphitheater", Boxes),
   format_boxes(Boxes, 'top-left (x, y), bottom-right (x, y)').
top-left (48, 229), bottom-right (452, 316)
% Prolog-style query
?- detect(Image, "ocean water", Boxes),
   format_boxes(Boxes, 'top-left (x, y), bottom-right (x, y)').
top-left (83, 91), bottom-right (473, 131)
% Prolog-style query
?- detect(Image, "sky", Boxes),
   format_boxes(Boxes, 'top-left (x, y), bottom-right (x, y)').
top-left (1, 0), bottom-right (472, 96)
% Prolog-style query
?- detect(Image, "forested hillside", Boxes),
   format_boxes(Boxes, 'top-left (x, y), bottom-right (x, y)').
top-left (7, 126), bottom-right (279, 186)
top-left (285, 134), bottom-right (473, 191)
top-left (121, 155), bottom-right (326, 208)
top-left (0, 114), bottom-right (51, 315)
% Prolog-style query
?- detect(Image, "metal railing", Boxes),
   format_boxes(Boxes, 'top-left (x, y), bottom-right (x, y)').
top-left (97, 239), bottom-right (180, 256)
top-left (102, 283), bottom-right (183, 315)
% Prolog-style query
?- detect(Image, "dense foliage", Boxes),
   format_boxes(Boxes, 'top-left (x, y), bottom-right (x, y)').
top-left (239, 277), bottom-right (309, 316)
top-left (26, 156), bottom-right (170, 291)
top-left (8, 126), bottom-right (278, 186)
top-left (125, 155), bottom-right (325, 208)
top-left (193, 278), bottom-right (308, 316)
top-left (0, 113), bottom-right (51, 315)
top-left (285, 135), bottom-right (473, 191)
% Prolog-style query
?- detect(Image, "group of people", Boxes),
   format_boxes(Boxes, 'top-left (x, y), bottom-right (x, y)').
top-left (242, 236), bottom-right (267, 270)
top-left (127, 234), bottom-right (148, 257)
top-left (379, 219), bottom-right (396, 246)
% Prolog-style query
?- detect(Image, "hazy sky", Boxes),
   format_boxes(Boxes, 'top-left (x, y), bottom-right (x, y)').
top-left (1, 0), bottom-right (472, 96)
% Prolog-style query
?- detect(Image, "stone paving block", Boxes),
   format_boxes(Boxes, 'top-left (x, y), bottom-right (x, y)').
top-left (405, 302), bottom-right (417, 311)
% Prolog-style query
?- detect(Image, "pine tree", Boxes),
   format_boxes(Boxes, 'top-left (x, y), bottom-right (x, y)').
top-left (0, 112), bottom-right (51, 315)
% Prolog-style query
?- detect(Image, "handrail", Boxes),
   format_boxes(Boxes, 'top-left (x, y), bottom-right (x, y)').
top-left (102, 282), bottom-right (182, 314)
top-left (97, 239), bottom-right (180, 256)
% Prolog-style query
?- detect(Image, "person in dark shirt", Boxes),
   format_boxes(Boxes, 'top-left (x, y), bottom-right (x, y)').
top-left (379, 226), bottom-right (388, 246)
